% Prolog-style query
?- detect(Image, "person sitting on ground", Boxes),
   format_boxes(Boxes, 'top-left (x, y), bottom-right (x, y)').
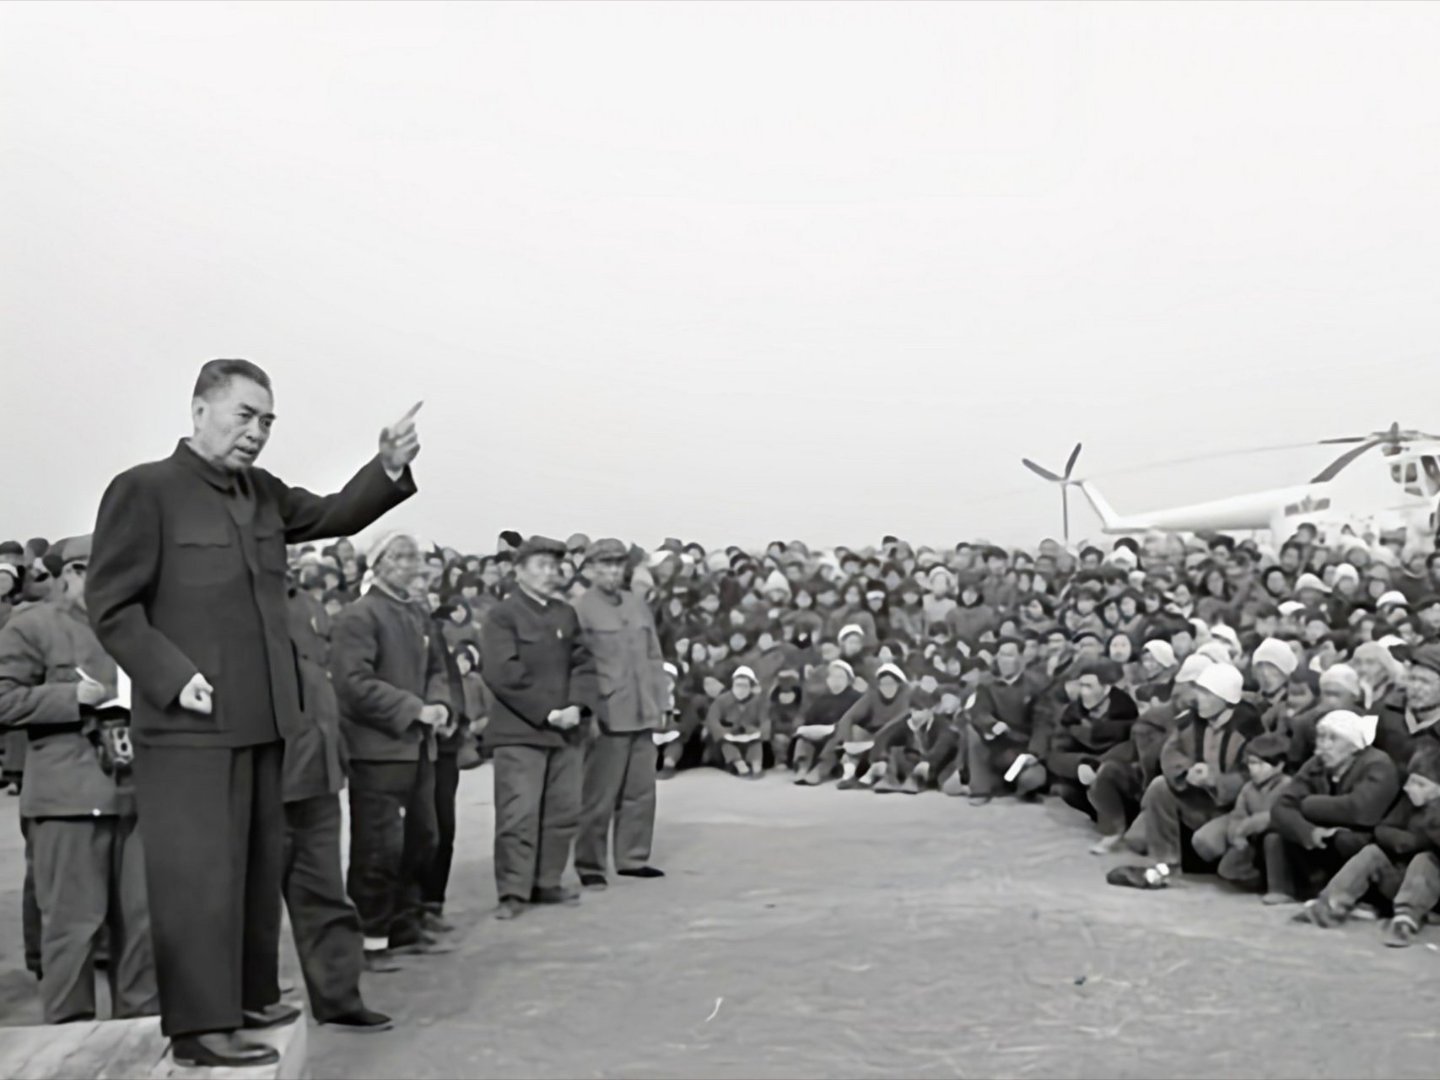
top-left (1041, 659), bottom-right (1139, 825)
top-left (763, 669), bottom-right (805, 770)
top-left (1266, 710), bottom-right (1401, 904)
top-left (965, 637), bottom-right (1047, 806)
top-left (1106, 663), bottom-right (1261, 880)
top-left (703, 666), bottom-right (768, 778)
top-left (1188, 731), bottom-right (1291, 891)
top-left (820, 664), bottom-right (912, 791)
top-left (792, 660), bottom-right (863, 784)
top-left (1291, 743), bottom-right (1440, 943)
top-left (869, 688), bottom-right (947, 795)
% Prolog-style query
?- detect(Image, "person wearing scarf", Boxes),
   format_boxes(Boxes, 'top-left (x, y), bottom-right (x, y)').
top-left (331, 530), bottom-right (453, 958)
top-left (1267, 710), bottom-right (1400, 904)
top-left (1295, 743), bottom-right (1440, 941)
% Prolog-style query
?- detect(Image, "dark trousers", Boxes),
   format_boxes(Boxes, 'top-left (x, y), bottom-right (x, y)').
top-left (347, 757), bottom-right (437, 946)
top-left (20, 816), bottom-right (41, 977)
top-left (283, 794), bottom-right (365, 1022)
top-left (31, 815), bottom-right (157, 1023)
top-left (577, 731), bottom-right (657, 877)
top-left (419, 752), bottom-right (461, 910)
top-left (492, 744), bottom-right (581, 902)
top-left (132, 742), bottom-right (284, 1038)
top-left (1088, 762), bottom-right (1144, 838)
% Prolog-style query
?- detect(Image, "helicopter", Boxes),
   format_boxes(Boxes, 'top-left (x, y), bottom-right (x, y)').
top-left (1021, 423), bottom-right (1440, 549)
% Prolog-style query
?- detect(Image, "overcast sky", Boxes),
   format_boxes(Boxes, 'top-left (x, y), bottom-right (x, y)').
top-left (5, 2), bottom-right (1440, 553)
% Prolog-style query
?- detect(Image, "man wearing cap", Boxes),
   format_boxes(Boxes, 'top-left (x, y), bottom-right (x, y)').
top-left (0, 535), bottom-right (159, 1023)
top-left (481, 536), bottom-right (598, 920)
top-left (332, 531), bottom-right (454, 967)
top-left (1130, 664), bottom-right (1263, 876)
top-left (87, 359), bottom-right (420, 1067)
top-left (572, 538), bottom-right (668, 890)
top-left (1374, 642), bottom-right (1440, 769)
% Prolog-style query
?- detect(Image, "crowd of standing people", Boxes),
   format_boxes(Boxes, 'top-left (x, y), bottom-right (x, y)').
top-left (5, 358), bottom-right (1440, 1070)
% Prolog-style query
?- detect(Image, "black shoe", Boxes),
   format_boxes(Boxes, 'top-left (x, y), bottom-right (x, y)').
top-left (242, 1002), bottom-right (302, 1030)
top-left (580, 873), bottom-right (608, 890)
top-left (172, 1033), bottom-right (281, 1068)
top-left (324, 1008), bottom-right (394, 1033)
top-left (617, 866), bottom-right (665, 879)
top-left (364, 950), bottom-right (402, 973)
top-left (421, 911), bottom-right (455, 935)
top-left (389, 936), bottom-right (456, 956)
top-left (531, 885), bottom-right (581, 906)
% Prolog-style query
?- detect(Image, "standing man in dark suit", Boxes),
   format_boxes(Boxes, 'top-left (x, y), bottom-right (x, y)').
top-left (87, 358), bottom-right (421, 1068)
top-left (573, 538), bottom-right (668, 890)
top-left (480, 536), bottom-right (597, 920)
top-left (281, 575), bottom-right (393, 1032)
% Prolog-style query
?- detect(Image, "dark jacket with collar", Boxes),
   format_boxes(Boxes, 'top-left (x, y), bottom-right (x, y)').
top-left (88, 439), bottom-right (414, 748)
top-left (1270, 746), bottom-right (1400, 846)
top-left (480, 587), bottom-right (598, 750)
top-left (331, 586), bottom-right (448, 764)
top-left (282, 587), bottom-right (346, 801)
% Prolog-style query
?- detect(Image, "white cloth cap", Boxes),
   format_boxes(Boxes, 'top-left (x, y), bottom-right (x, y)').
top-left (838, 624), bottom-right (866, 642)
top-left (1318, 709), bottom-right (1378, 751)
top-left (1210, 624), bottom-right (1240, 651)
top-left (1175, 654), bottom-right (1215, 684)
top-left (1278, 600), bottom-right (1307, 617)
top-left (1253, 637), bottom-right (1299, 677)
top-left (1377, 590), bottom-right (1408, 608)
top-left (1295, 573), bottom-right (1331, 594)
top-left (1142, 639), bottom-right (1177, 668)
top-left (1197, 642), bottom-right (1234, 665)
top-left (1333, 564), bottom-right (1360, 584)
top-left (732, 666), bottom-right (759, 686)
top-left (1319, 663), bottom-right (1362, 699)
top-left (875, 663), bottom-right (908, 684)
top-left (1194, 662), bottom-right (1244, 706)
top-left (762, 569), bottom-right (792, 595)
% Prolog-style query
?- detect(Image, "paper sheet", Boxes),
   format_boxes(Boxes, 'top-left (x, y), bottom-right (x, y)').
top-left (795, 724), bottom-right (835, 741)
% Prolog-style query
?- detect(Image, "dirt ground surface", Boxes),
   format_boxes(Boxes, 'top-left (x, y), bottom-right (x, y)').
top-left (3, 768), bottom-right (1440, 1078)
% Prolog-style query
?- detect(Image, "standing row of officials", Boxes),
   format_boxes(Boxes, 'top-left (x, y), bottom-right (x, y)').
top-left (0, 358), bottom-right (672, 1069)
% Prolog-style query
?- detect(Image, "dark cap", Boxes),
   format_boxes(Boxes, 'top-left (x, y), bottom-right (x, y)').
top-left (0, 541), bottom-right (22, 558)
top-left (565, 533), bottom-right (592, 553)
top-left (1409, 642), bottom-right (1440, 677)
top-left (584, 538), bottom-right (629, 566)
top-left (515, 535), bottom-right (566, 563)
top-left (1244, 732), bottom-right (1290, 764)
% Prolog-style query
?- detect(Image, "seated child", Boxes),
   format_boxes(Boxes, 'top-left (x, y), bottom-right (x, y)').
top-left (764, 669), bottom-right (805, 769)
top-left (1189, 731), bottom-right (1290, 888)
top-left (1292, 743), bottom-right (1440, 945)
top-left (703, 666), bottom-right (768, 778)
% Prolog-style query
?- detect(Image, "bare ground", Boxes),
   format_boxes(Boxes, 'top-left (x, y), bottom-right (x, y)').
top-left (3, 769), bottom-right (1439, 1078)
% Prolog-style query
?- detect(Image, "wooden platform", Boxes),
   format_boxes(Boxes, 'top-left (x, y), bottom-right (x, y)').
top-left (0, 1009), bottom-right (308, 1080)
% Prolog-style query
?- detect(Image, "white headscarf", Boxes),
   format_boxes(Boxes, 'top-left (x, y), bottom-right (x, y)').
top-left (1317, 709), bottom-right (1378, 752)
top-left (362, 529), bottom-right (423, 597)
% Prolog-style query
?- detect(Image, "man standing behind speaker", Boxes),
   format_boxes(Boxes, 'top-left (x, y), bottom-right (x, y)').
top-left (573, 539), bottom-right (668, 890)
top-left (87, 359), bottom-right (420, 1068)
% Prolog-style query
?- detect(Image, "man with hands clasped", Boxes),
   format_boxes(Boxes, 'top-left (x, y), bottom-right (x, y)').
top-left (331, 530), bottom-right (455, 961)
top-left (481, 536), bottom-right (599, 920)
top-left (87, 359), bottom-right (420, 1068)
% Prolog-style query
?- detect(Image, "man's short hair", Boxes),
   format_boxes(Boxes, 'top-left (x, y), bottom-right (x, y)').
top-left (193, 358), bottom-right (272, 400)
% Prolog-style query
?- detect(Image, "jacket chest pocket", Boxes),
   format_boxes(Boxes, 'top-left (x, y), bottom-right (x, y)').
top-left (254, 519), bottom-right (288, 576)
top-left (172, 522), bottom-right (238, 587)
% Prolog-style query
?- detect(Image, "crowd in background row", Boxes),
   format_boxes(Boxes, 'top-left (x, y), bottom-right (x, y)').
top-left (10, 520), bottom-right (1440, 946)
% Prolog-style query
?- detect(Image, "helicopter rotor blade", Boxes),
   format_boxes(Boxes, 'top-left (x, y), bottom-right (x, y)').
top-left (1021, 459), bottom-right (1064, 483)
top-left (1063, 442), bottom-right (1083, 480)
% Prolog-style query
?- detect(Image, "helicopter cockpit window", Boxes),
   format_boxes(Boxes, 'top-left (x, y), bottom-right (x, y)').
top-left (1422, 455), bottom-right (1440, 496)
top-left (1392, 459), bottom-right (1426, 498)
